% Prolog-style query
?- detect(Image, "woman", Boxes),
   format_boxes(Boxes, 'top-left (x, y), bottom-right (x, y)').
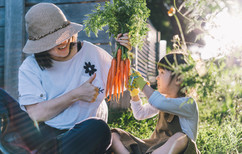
top-left (0, 2), bottom-right (131, 153)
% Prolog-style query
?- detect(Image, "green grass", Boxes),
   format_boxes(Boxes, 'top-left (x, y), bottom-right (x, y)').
top-left (108, 108), bottom-right (241, 153)
top-left (107, 64), bottom-right (242, 153)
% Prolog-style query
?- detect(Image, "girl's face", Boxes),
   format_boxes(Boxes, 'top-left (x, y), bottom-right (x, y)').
top-left (156, 68), bottom-right (173, 94)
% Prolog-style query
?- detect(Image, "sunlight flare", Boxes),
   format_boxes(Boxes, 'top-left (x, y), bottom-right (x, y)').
top-left (191, 4), bottom-right (242, 59)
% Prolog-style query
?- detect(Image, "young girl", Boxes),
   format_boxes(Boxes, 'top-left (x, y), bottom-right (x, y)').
top-left (111, 52), bottom-right (200, 154)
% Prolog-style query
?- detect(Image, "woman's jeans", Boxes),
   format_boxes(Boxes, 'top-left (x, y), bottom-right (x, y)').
top-left (0, 88), bottom-right (111, 154)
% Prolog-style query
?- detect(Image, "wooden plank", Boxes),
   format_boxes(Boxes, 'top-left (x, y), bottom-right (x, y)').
top-left (142, 43), bottom-right (150, 53)
top-left (96, 44), bottom-right (112, 55)
top-left (147, 70), bottom-right (156, 75)
top-left (0, 27), bottom-right (4, 47)
top-left (78, 26), bottom-right (110, 44)
top-left (137, 59), bottom-right (147, 68)
top-left (0, 0), bottom-right (4, 7)
top-left (148, 59), bottom-right (154, 66)
top-left (26, 0), bottom-right (108, 4)
top-left (137, 64), bottom-right (147, 75)
top-left (0, 8), bottom-right (4, 26)
top-left (57, 2), bottom-right (106, 23)
top-left (4, 0), bottom-right (25, 99)
top-left (25, 2), bottom-right (106, 24)
top-left (138, 55), bottom-right (148, 66)
top-left (0, 47), bottom-right (4, 87)
top-left (0, 47), bottom-right (3, 65)
top-left (147, 61), bottom-right (156, 67)
top-left (148, 46), bottom-right (156, 54)
top-left (137, 67), bottom-right (147, 78)
top-left (138, 49), bottom-right (148, 58)
top-left (148, 65), bottom-right (156, 72)
top-left (148, 55), bottom-right (156, 61)
top-left (58, 3), bottom-right (111, 43)
top-left (107, 90), bottom-right (130, 109)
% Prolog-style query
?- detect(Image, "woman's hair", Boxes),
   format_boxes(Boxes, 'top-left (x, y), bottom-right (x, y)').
top-left (157, 52), bottom-right (188, 97)
top-left (34, 40), bottom-right (82, 70)
top-left (34, 50), bottom-right (53, 70)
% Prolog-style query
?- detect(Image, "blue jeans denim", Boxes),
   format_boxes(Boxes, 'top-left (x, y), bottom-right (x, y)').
top-left (0, 88), bottom-right (111, 154)
top-left (58, 118), bottom-right (111, 154)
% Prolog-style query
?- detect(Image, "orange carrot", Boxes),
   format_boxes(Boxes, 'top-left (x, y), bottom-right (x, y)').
top-left (113, 75), bottom-right (117, 101)
top-left (114, 48), bottom-right (122, 101)
top-left (116, 48), bottom-right (122, 72)
top-left (120, 60), bottom-right (124, 97)
top-left (117, 70), bottom-right (121, 102)
top-left (125, 58), bottom-right (130, 87)
top-left (105, 65), bottom-right (112, 98)
top-left (123, 59), bottom-right (127, 87)
top-left (109, 58), bottom-right (116, 101)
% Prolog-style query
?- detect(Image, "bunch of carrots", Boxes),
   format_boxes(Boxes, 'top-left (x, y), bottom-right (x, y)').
top-left (105, 45), bottom-right (130, 102)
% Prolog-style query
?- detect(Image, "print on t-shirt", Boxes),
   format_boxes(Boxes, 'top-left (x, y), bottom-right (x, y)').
top-left (83, 61), bottom-right (97, 76)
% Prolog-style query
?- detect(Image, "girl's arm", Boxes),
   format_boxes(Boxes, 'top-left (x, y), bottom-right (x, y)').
top-left (142, 84), bottom-right (155, 99)
top-left (130, 95), bottom-right (159, 120)
top-left (142, 85), bottom-right (196, 118)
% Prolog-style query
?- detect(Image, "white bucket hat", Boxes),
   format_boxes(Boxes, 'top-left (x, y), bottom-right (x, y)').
top-left (23, 3), bottom-right (83, 54)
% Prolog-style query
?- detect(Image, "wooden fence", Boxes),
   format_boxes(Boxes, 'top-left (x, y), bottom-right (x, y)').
top-left (0, 0), bottom-right (163, 109)
top-left (0, 0), bottom-right (5, 87)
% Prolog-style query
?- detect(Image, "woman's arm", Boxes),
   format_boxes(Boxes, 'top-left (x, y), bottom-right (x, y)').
top-left (25, 73), bottom-right (99, 122)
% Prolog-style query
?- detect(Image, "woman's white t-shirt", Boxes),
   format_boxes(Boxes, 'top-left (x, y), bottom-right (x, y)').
top-left (18, 41), bottom-right (112, 129)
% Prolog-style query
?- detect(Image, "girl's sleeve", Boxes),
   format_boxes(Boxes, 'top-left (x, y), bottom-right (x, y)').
top-left (130, 99), bottom-right (159, 120)
top-left (148, 91), bottom-right (196, 118)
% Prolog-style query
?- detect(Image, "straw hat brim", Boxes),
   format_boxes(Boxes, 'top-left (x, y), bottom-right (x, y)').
top-left (23, 22), bottom-right (83, 54)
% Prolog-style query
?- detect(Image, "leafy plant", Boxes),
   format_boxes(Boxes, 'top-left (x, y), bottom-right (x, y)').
top-left (84, 0), bottom-right (150, 49)
top-left (84, 0), bottom-right (150, 101)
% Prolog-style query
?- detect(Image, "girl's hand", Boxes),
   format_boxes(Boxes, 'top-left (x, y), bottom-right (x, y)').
top-left (129, 69), bottom-right (150, 91)
top-left (71, 73), bottom-right (99, 103)
top-left (130, 88), bottom-right (139, 97)
top-left (116, 33), bottom-right (132, 51)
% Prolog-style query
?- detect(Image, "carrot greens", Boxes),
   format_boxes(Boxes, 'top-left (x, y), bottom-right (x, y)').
top-left (84, 0), bottom-right (150, 101)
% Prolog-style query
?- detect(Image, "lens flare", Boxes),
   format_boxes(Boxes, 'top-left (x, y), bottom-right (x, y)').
top-left (191, 3), bottom-right (242, 59)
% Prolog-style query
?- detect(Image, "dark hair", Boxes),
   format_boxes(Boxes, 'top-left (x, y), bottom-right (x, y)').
top-left (157, 53), bottom-right (187, 71)
top-left (34, 41), bottom-right (82, 70)
top-left (157, 52), bottom-right (188, 97)
top-left (34, 50), bottom-right (52, 70)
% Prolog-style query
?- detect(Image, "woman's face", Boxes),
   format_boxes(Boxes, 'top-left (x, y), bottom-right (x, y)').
top-left (49, 33), bottom-right (78, 61)
top-left (156, 68), bottom-right (173, 94)
top-left (49, 38), bottom-right (72, 61)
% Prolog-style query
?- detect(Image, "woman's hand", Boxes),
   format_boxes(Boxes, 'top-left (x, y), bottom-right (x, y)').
top-left (71, 73), bottom-right (99, 103)
top-left (116, 33), bottom-right (132, 51)
top-left (25, 73), bottom-right (99, 122)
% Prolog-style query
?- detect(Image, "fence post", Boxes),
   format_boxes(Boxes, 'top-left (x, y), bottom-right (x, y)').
top-left (4, 0), bottom-right (25, 99)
